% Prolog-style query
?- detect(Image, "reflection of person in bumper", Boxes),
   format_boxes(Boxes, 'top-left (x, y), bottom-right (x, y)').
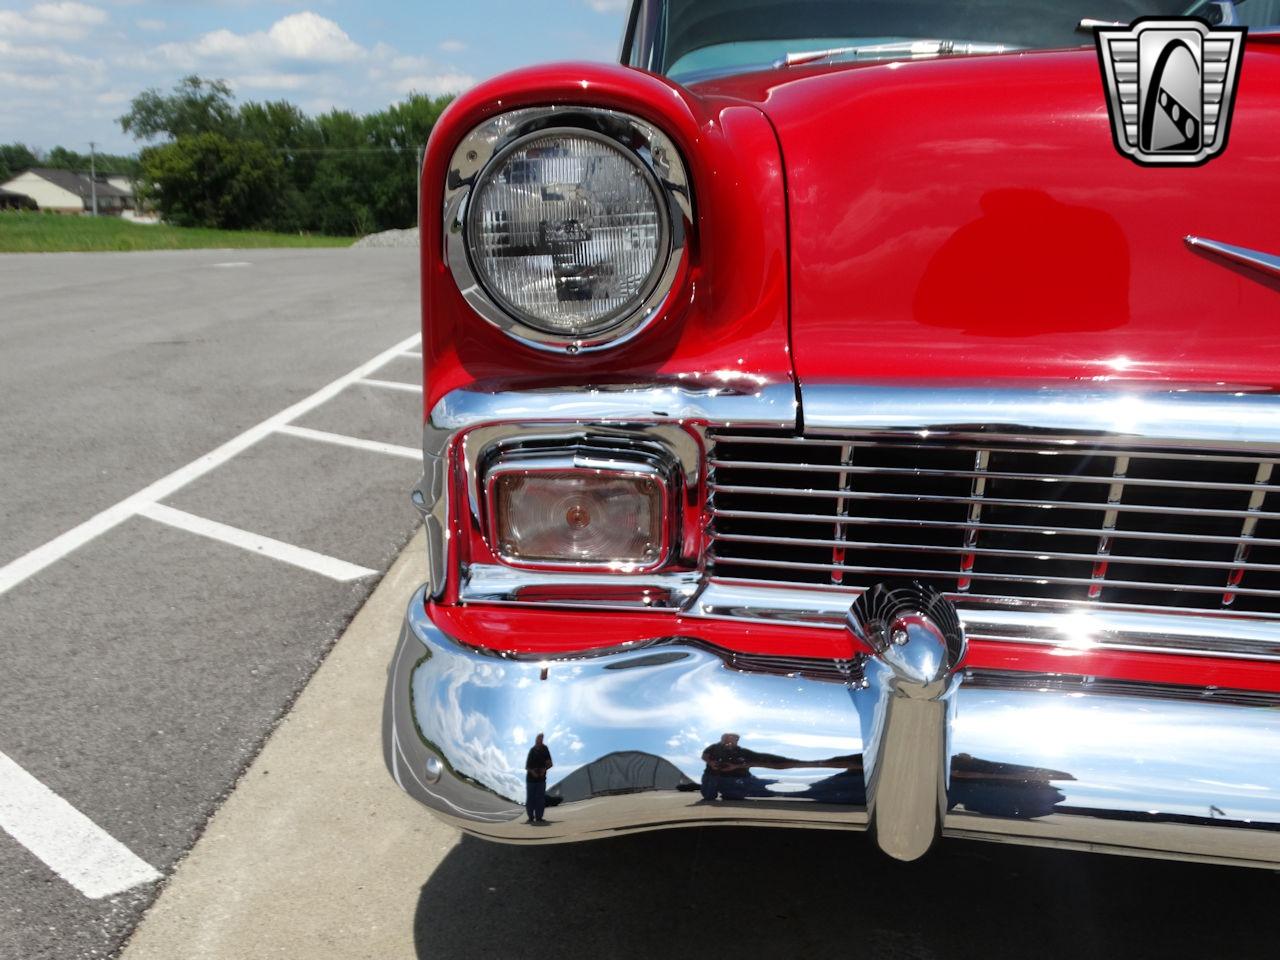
top-left (700, 733), bottom-right (795, 801)
top-left (525, 733), bottom-right (553, 824)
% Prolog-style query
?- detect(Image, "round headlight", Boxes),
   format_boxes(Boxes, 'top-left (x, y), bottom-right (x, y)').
top-left (465, 129), bottom-right (671, 340)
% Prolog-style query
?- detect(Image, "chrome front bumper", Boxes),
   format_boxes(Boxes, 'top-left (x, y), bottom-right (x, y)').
top-left (384, 587), bottom-right (1280, 867)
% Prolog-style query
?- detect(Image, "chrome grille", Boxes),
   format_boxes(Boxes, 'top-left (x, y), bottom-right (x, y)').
top-left (707, 431), bottom-right (1280, 615)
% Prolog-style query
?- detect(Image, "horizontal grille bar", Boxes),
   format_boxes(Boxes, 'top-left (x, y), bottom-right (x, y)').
top-left (710, 435), bottom-right (1277, 465)
top-left (712, 533), bottom-right (1280, 572)
top-left (710, 459), bottom-right (1276, 493)
top-left (711, 484), bottom-right (1280, 520)
top-left (711, 508), bottom-right (1280, 547)
top-left (708, 553), bottom-right (1280, 598)
top-left (708, 428), bottom-right (1280, 619)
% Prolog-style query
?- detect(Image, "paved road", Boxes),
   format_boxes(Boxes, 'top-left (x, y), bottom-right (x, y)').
top-left (0, 248), bottom-right (424, 960)
top-left (120, 533), bottom-right (1280, 960)
top-left (5, 249), bottom-right (1277, 960)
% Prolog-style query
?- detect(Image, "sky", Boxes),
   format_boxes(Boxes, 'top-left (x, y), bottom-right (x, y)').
top-left (0, 0), bottom-right (631, 154)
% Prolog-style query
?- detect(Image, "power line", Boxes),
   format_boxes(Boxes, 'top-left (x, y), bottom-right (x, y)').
top-left (257, 146), bottom-right (421, 154)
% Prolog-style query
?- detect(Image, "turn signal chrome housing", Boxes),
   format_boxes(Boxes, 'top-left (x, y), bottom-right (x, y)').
top-left (481, 439), bottom-right (679, 573)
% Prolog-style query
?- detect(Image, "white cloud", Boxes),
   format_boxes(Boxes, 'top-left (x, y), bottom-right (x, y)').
top-left (584, 0), bottom-right (628, 11)
top-left (30, 1), bottom-right (107, 24)
top-left (0, 70), bottom-right (63, 92)
top-left (0, 1), bottom-right (109, 41)
top-left (150, 11), bottom-right (364, 70)
top-left (3, 6), bottom-right (498, 152)
top-left (136, 13), bottom-right (475, 103)
top-left (266, 11), bottom-right (362, 62)
top-left (388, 53), bottom-right (431, 74)
top-left (391, 71), bottom-right (476, 97)
top-left (0, 37), bottom-right (101, 70)
top-left (231, 72), bottom-right (310, 91)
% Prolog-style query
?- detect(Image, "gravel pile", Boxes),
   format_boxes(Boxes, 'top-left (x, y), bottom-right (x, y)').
top-left (352, 227), bottom-right (420, 249)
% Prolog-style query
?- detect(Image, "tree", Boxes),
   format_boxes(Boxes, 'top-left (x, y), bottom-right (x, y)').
top-left (140, 132), bottom-right (284, 229)
top-left (43, 146), bottom-right (140, 178)
top-left (238, 100), bottom-right (323, 232)
top-left (115, 75), bottom-right (455, 234)
top-left (0, 143), bottom-right (38, 183)
top-left (307, 109), bottom-right (378, 236)
top-left (363, 94), bottom-right (452, 229)
top-left (119, 76), bottom-right (238, 141)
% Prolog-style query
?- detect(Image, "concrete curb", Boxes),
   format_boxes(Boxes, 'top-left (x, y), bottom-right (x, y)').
top-left (117, 529), bottom-right (454, 960)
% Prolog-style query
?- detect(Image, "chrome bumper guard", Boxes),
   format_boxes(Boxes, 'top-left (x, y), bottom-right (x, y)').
top-left (384, 587), bottom-right (1280, 867)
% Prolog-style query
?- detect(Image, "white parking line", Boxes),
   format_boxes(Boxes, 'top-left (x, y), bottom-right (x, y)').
top-left (0, 750), bottom-right (161, 899)
top-left (276, 424), bottom-right (421, 461)
top-left (400, 349), bottom-right (422, 358)
top-left (356, 377), bottom-right (423, 394)
top-left (138, 504), bottom-right (378, 582)
top-left (0, 332), bottom-right (420, 598)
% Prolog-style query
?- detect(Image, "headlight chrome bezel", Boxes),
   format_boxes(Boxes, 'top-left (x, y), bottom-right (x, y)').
top-left (443, 106), bottom-right (692, 354)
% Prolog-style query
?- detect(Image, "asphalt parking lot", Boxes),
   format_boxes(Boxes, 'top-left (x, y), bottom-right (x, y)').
top-left (3, 248), bottom-right (1277, 960)
top-left (0, 247), bottom-right (424, 959)
top-left (118, 532), bottom-right (1280, 960)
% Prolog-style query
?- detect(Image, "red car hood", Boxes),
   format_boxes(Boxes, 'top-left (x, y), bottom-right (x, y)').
top-left (693, 47), bottom-right (1280, 390)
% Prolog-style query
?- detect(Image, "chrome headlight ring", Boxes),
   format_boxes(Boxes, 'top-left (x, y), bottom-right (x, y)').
top-left (443, 106), bottom-right (692, 354)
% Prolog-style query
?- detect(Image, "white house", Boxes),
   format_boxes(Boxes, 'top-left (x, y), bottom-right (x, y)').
top-left (0, 168), bottom-right (134, 214)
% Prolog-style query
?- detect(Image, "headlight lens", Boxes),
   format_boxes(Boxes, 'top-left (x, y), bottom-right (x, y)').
top-left (490, 469), bottom-right (665, 569)
top-left (467, 130), bottom-right (669, 338)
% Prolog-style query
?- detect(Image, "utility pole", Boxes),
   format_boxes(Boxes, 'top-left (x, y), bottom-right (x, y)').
top-left (89, 141), bottom-right (98, 216)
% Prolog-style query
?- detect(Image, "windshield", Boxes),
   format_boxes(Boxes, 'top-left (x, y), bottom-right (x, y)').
top-left (625, 0), bottom-right (1276, 80)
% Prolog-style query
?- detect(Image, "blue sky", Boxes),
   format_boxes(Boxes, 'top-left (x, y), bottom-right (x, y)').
top-left (0, 1), bottom-right (630, 153)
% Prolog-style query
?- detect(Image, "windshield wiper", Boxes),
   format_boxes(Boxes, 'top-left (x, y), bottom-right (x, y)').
top-left (779, 39), bottom-right (1017, 68)
top-left (1076, 18), bottom-right (1126, 32)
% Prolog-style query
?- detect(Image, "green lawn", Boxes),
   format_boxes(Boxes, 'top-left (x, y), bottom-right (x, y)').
top-left (0, 211), bottom-right (354, 253)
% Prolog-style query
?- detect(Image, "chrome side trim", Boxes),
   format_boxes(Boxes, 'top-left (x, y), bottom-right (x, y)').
top-left (462, 563), bottom-right (701, 609)
top-left (1186, 235), bottom-right (1280, 283)
top-left (431, 382), bottom-right (797, 432)
top-left (443, 106), bottom-right (692, 354)
top-left (800, 385), bottom-right (1280, 449)
top-left (385, 590), bottom-right (1280, 867)
top-left (415, 382), bottom-right (797, 599)
top-left (692, 580), bottom-right (1280, 661)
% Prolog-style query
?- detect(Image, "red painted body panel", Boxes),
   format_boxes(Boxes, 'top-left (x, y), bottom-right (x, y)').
top-left (417, 62), bottom-right (793, 415)
top-left (427, 601), bottom-right (1280, 694)
top-left (418, 50), bottom-right (1280, 690)
top-left (692, 47), bottom-right (1280, 387)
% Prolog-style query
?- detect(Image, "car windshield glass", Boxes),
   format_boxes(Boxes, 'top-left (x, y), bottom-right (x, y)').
top-left (654, 0), bottom-right (1191, 79)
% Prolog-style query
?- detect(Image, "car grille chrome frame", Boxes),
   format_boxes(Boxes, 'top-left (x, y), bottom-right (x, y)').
top-left (707, 429), bottom-right (1280, 617)
top-left (421, 383), bottom-right (1280, 663)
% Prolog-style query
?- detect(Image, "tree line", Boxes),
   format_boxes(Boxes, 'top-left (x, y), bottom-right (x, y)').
top-left (0, 144), bottom-right (139, 184)
top-left (118, 76), bottom-right (452, 236)
top-left (5, 76), bottom-right (455, 236)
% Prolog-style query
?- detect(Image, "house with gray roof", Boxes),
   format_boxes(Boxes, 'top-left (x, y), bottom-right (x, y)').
top-left (0, 168), bottom-right (134, 214)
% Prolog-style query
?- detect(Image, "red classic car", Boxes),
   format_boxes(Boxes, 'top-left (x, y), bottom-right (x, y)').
top-left (383, 0), bottom-right (1280, 867)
